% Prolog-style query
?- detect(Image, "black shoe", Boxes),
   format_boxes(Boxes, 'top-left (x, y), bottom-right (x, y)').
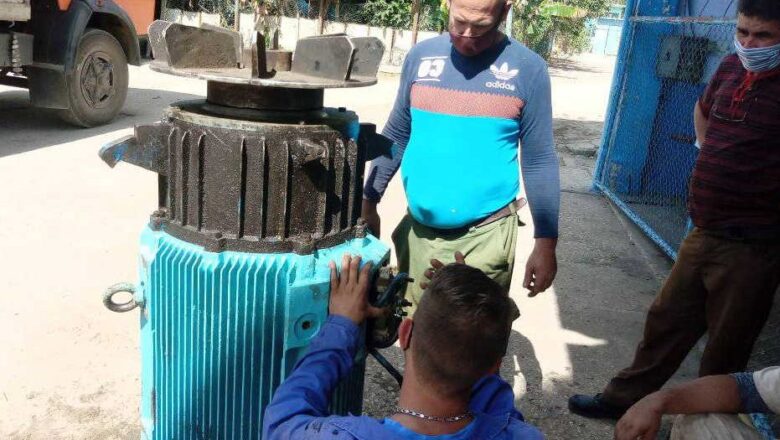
top-left (568, 393), bottom-right (629, 419)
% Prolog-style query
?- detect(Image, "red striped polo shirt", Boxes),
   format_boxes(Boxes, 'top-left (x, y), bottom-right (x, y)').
top-left (692, 54), bottom-right (780, 231)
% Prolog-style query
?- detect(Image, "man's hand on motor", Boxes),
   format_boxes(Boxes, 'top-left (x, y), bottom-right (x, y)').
top-left (614, 393), bottom-right (665, 440)
top-left (420, 251), bottom-right (466, 290)
top-left (329, 254), bottom-right (380, 324)
top-left (524, 238), bottom-right (557, 297)
top-left (361, 199), bottom-right (381, 238)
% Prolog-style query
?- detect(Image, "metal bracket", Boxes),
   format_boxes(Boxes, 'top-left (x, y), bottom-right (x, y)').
top-left (368, 270), bottom-right (413, 350)
top-left (358, 123), bottom-right (394, 161)
top-left (365, 270), bottom-right (412, 387)
top-left (369, 348), bottom-right (404, 386)
top-left (99, 123), bottom-right (172, 174)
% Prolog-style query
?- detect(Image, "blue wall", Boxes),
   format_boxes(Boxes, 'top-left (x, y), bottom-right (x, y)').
top-left (591, 17), bottom-right (623, 56)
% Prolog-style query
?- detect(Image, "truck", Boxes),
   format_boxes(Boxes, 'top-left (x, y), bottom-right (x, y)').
top-left (1, 0), bottom-right (158, 127)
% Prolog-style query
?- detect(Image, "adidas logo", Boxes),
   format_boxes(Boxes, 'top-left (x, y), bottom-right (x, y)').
top-left (490, 62), bottom-right (518, 81)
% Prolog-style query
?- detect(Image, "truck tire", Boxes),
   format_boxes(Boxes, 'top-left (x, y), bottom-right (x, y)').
top-left (59, 29), bottom-right (128, 127)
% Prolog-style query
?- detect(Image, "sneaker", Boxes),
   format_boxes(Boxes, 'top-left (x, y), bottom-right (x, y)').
top-left (568, 393), bottom-right (629, 419)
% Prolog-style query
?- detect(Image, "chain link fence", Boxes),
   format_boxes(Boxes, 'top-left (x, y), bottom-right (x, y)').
top-left (594, 12), bottom-right (736, 258)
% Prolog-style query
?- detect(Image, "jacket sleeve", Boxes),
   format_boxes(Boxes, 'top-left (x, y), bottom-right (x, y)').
top-left (733, 367), bottom-right (780, 414)
top-left (363, 51), bottom-right (415, 202)
top-left (518, 61), bottom-right (560, 239)
top-left (263, 315), bottom-right (361, 439)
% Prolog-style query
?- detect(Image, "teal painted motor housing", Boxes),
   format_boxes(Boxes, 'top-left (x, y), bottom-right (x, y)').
top-left (136, 226), bottom-right (390, 439)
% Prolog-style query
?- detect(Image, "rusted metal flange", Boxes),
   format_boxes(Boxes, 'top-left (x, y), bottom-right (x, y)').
top-left (206, 81), bottom-right (323, 111)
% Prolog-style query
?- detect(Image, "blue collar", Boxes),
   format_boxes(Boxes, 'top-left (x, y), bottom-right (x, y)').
top-left (330, 412), bottom-right (512, 440)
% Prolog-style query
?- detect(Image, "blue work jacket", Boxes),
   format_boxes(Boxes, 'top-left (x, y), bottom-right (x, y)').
top-left (263, 315), bottom-right (544, 440)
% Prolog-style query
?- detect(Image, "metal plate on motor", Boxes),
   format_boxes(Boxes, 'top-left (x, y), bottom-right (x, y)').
top-left (349, 37), bottom-right (385, 81)
top-left (291, 34), bottom-right (355, 81)
top-left (147, 20), bottom-right (384, 89)
top-left (149, 21), bottom-right (242, 70)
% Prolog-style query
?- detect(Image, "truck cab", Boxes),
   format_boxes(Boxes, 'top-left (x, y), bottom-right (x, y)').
top-left (1, 0), bottom-right (158, 126)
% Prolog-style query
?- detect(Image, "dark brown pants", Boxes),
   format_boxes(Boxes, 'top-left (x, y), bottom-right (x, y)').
top-left (603, 228), bottom-right (780, 407)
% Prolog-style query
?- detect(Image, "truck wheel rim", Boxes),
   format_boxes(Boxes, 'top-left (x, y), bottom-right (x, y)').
top-left (80, 51), bottom-right (115, 109)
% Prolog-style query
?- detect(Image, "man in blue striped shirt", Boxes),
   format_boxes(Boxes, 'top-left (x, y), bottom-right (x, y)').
top-left (362, 0), bottom-right (560, 310)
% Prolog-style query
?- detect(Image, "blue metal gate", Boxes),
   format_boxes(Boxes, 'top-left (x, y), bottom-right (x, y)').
top-left (593, 0), bottom-right (738, 259)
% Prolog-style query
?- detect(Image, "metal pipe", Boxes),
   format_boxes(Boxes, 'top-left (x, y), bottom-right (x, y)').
top-left (317, 0), bottom-right (327, 34)
top-left (629, 16), bottom-right (736, 24)
top-left (369, 348), bottom-right (404, 386)
top-left (234, 0), bottom-right (241, 31)
top-left (411, 0), bottom-right (421, 45)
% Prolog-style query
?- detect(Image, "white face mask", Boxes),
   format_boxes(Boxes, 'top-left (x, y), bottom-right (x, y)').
top-left (734, 36), bottom-right (780, 72)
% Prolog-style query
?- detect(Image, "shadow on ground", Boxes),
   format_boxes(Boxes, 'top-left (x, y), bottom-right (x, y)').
top-left (507, 177), bottom-right (706, 438)
top-left (554, 119), bottom-right (604, 158)
top-left (549, 57), bottom-right (611, 74)
top-left (0, 87), bottom-right (200, 158)
top-left (364, 345), bottom-right (405, 417)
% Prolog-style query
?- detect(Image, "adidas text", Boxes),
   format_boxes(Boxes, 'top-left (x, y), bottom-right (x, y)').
top-left (485, 81), bottom-right (516, 91)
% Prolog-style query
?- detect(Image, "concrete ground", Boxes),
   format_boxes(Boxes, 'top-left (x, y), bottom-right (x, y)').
top-left (0, 53), bottom-right (699, 439)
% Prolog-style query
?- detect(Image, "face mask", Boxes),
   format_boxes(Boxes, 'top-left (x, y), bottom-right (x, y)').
top-left (734, 36), bottom-right (780, 72)
top-left (449, 10), bottom-right (503, 56)
top-left (449, 30), bottom-right (498, 55)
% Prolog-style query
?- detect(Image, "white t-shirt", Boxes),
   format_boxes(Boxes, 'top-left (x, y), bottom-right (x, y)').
top-left (753, 366), bottom-right (780, 414)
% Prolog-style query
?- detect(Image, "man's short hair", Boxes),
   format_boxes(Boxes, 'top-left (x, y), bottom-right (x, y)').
top-left (411, 263), bottom-right (514, 397)
top-left (738, 0), bottom-right (780, 22)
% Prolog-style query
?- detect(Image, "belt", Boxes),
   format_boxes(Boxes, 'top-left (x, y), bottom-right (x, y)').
top-left (700, 226), bottom-right (780, 242)
top-left (474, 198), bottom-right (527, 228)
top-left (427, 198), bottom-right (527, 235)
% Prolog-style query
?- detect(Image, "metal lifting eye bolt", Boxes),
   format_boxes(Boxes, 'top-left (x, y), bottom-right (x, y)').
top-left (103, 282), bottom-right (140, 313)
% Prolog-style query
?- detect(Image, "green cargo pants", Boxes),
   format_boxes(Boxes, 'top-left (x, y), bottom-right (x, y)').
top-left (391, 212), bottom-right (520, 315)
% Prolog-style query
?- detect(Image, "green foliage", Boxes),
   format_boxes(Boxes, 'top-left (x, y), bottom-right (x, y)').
top-left (513, 0), bottom-right (610, 59)
top-left (362, 0), bottom-right (412, 28)
top-left (420, 0), bottom-right (449, 32)
top-left (360, 0), bottom-right (447, 31)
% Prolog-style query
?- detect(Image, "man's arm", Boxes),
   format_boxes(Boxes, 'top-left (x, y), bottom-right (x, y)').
top-left (614, 374), bottom-right (749, 440)
top-left (518, 62), bottom-right (560, 297)
top-left (693, 60), bottom-right (723, 147)
top-left (262, 316), bottom-right (361, 439)
top-left (693, 102), bottom-right (709, 146)
top-left (362, 53), bottom-right (415, 236)
top-left (263, 256), bottom-right (375, 439)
